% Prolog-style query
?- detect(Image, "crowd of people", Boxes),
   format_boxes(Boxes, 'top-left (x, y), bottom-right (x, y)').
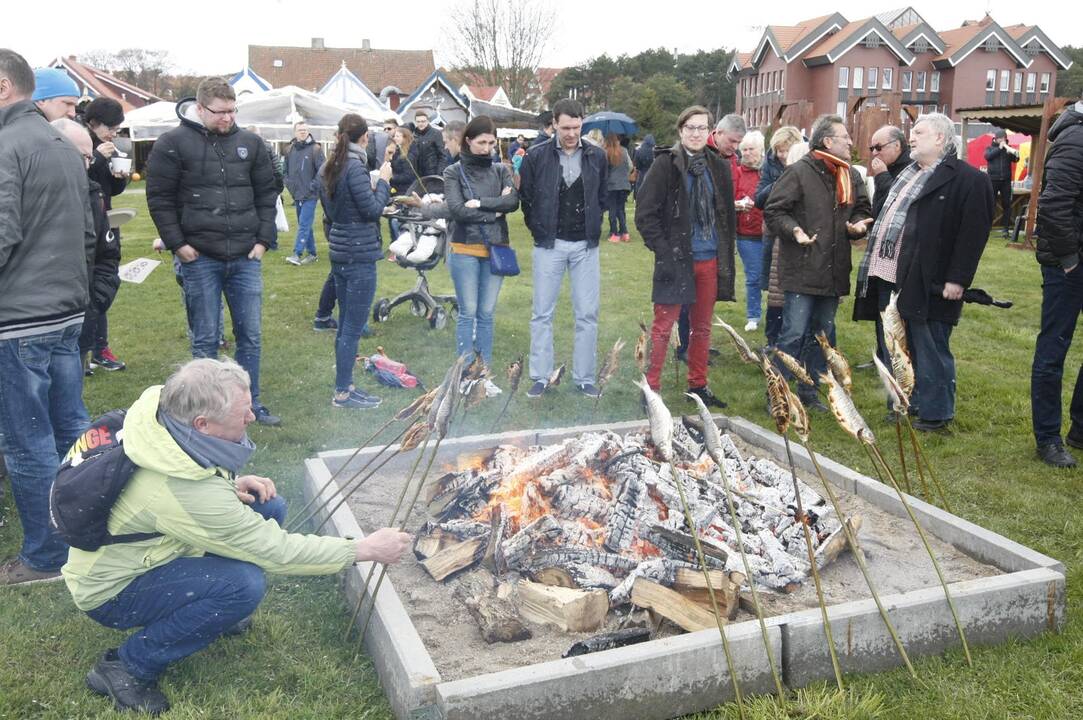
top-left (3, 42), bottom-right (1083, 713)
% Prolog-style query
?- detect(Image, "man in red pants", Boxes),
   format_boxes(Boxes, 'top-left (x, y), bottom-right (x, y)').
top-left (634, 105), bottom-right (736, 406)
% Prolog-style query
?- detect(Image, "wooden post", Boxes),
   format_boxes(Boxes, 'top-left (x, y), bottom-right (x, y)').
top-left (959, 116), bottom-right (969, 161)
top-left (1024, 98), bottom-right (1061, 249)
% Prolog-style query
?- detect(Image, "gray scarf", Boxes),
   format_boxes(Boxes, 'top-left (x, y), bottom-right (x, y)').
top-left (159, 411), bottom-right (256, 474)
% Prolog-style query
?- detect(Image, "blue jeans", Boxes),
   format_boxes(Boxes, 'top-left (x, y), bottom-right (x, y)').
top-left (332, 261), bottom-right (377, 391)
top-left (179, 255), bottom-right (264, 402)
top-left (292, 199), bottom-right (318, 257)
top-left (1032, 265), bottom-right (1083, 444)
top-left (0, 323), bottom-right (89, 570)
top-left (530, 240), bottom-right (600, 386)
top-left (908, 318), bottom-right (955, 422)
top-left (777, 292), bottom-right (839, 402)
top-left (607, 190), bottom-right (629, 235)
top-left (448, 250), bottom-right (504, 366)
top-left (736, 235), bottom-right (763, 322)
top-left (86, 496), bottom-right (286, 680)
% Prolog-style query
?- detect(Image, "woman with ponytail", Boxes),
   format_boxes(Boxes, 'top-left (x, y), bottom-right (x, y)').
top-left (320, 113), bottom-right (393, 409)
top-left (442, 115), bottom-right (519, 370)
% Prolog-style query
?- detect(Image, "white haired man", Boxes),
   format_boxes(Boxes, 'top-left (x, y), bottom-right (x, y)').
top-left (63, 358), bottom-right (412, 714)
top-left (854, 113), bottom-right (993, 431)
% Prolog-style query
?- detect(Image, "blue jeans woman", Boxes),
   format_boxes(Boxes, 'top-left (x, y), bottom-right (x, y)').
top-left (447, 252), bottom-right (503, 364)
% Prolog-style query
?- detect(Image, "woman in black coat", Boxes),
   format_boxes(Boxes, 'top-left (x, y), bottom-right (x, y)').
top-left (634, 106), bottom-right (736, 407)
top-left (320, 114), bottom-right (393, 409)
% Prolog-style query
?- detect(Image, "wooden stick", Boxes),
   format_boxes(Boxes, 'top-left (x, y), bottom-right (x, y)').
top-left (904, 416), bottom-right (953, 513)
top-left (800, 438), bottom-right (916, 678)
top-left (867, 443), bottom-right (972, 667)
top-left (895, 420), bottom-right (913, 495)
top-left (667, 463), bottom-right (747, 719)
top-left (782, 433), bottom-right (844, 690)
top-left (344, 435), bottom-right (431, 641)
top-left (286, 416), bottom-right (397, 531)
top-left (290, 422), bottom-right (412, 533)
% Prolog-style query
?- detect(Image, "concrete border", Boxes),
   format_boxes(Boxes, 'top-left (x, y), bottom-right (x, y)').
top-left (303, 415), bottom-right (1067, 720)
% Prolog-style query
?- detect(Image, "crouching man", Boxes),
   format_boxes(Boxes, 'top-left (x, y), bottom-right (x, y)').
top-left (62, 358), bottom-right (411, 715)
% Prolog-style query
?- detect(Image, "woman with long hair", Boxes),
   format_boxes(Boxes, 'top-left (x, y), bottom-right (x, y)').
top-left (442, 115), bottom-right (519, 370)
top-left (388, 126), bottom-right (421, 196)
top-left (320, 113), bottom-right (393, 409)
top-left (604, 133), bottom-right (633, 242)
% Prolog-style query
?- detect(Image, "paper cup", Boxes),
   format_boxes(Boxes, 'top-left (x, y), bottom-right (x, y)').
top-left (110, 157), bottom-right (132, 175)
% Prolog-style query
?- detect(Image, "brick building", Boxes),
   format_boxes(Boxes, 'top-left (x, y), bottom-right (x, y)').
top-left (730, 8), bottom-right (1073, 129)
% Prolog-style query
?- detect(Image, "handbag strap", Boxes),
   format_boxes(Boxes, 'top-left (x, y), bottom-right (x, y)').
top-left (458, 164), bottom-right (493, 246)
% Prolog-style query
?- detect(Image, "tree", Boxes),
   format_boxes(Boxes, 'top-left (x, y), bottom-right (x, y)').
top-left (444, 0), bottom-right (557, 108)
top-left (676, 49), bottom-right (737, 118)
top-left (609, 73), bottom-right (695, 145)
top-left (1057, 46), bottom-right (1083, 100)
top-left (81, 48), bottom-right (172, 96)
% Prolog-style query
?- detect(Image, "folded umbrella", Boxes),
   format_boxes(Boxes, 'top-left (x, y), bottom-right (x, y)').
top-left (932, 284), bottom-right (1013, 309)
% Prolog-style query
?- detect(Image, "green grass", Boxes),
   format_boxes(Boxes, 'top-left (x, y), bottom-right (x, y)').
top-left (1, 184), bottom-right (1081, 718)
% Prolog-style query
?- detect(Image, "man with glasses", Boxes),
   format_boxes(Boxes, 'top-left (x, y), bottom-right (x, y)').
top-left (0, 49), bottom-right (93, 585)
top-left (147, 77), bottom-right (282, 426)
top-left (765, 114), bottom-right (872, 410)
top-left (520, 98), bottom-right (608, 399)
top-left (635, 105), bottom-right (736, 407)
top-left (868, 125), bottom-right (910, 218)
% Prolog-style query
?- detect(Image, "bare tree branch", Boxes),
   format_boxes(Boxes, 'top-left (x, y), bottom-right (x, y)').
top-left (444, 0), bottom-right (557, 108)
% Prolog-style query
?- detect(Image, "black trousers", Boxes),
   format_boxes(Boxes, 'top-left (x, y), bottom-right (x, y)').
top-left (990, 176), bottom-right (1013, 231)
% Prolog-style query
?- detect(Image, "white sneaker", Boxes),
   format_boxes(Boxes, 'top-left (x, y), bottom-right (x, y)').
top-left (483, 379), bottom-right (503, 397)
top-left (285, 254), bottom-right (301, 266)
top-left (744, 319), bottom-right (759, 332)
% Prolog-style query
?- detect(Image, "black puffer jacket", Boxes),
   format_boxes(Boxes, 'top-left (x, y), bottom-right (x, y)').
top-left (634, 145), bottom-right (736, 305)
top-left (764, 153), bottom-right (872, 297)
top-left (983, 141), bottom-right (1018, 181)
top-left (285, 135), bottom-right (323, 202)
top-left (410, 123), bottom-right (446, 178)
top-left (320, 144), bottom-right (391, 264)
top-left (85, 128), bottom-right (128, 211)
top-left (1036, 102), bottom-right (1083, 269)
top-left (443, 150), bottom-right (519, 246)
top-left (146, 98), bottom-right (279, 260)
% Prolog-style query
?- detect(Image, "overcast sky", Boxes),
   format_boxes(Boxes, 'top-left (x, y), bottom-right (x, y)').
top-left (10, 0), bottom-right (1082, 77)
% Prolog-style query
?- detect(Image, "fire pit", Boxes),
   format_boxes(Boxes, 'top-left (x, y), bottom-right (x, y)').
top-left (303, 416), bottom-right (1065, 720)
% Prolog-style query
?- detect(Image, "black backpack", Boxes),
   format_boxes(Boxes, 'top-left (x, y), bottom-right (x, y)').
top-left (49, 410), bottom-right (162, 551)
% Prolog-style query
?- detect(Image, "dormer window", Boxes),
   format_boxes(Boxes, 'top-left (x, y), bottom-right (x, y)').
top-left (864, 34), bottom-right (881, 49)
top-left (912, 39), bottom-right (929, 54)
top-left (983, 37), bottom-right (1000, 53)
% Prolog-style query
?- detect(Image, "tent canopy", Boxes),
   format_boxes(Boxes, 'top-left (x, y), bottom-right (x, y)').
top-left (122, 86), bottom-right (398, 142)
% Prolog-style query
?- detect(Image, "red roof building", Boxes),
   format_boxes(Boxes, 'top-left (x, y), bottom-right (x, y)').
top-left (49, 56), bottom-right (162, 113)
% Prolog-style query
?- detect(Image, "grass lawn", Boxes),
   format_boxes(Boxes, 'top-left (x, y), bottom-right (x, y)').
top-left (1, 184), bottom-right (1081, 719)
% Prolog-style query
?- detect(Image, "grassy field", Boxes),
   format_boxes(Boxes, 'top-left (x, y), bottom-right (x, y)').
top-left (1, 183), bottom-right (1080, 719)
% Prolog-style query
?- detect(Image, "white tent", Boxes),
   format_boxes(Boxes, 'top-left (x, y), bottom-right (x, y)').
top-left (122, 86), bottom-right (398, 142)
top-left (319, 61), bottom-right (395, 120)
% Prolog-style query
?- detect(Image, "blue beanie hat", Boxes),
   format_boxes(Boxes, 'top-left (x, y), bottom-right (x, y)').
top-left (31, 68), bottom-right (80, 101)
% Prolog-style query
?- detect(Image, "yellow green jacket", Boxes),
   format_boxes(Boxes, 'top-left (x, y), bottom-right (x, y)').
top-left (62, 385), bottom-right (355, 611)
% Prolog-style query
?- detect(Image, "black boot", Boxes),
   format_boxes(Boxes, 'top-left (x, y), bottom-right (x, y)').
top-left (86, 649), bottom-right (170, 715)
top-left (687, 385), bottom-right (726, 409)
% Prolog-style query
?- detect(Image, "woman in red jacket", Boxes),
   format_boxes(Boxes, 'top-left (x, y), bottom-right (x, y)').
top-left (733, 131), bottom-right (765, 331)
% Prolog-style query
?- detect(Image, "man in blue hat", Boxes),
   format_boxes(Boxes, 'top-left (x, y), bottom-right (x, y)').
top-left (32, 67), bottom-right (80, 121)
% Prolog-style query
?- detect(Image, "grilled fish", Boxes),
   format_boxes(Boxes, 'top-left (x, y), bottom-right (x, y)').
top-left (635, 376), bottom-right (673, 463)
top-left (815, 331), bottom-right (852, 395)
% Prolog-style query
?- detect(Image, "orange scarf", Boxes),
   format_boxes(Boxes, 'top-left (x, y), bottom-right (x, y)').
top-left (811, 149), bottom-right (854, 206)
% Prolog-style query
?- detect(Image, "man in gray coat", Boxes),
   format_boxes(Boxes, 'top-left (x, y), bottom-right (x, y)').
top-left (0, 49), bottom-right (94, 585)
top-left (765, 114), bottom-right (872, 409)
top-left (284, 121), bottom-right (324, 265)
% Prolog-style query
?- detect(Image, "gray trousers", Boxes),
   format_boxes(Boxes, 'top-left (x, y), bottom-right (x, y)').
top-left (529, 240), bottom-right (600, 386)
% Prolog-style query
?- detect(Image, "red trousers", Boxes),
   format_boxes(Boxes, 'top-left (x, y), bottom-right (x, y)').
top-left (647, 258), bottom-right (718, 390)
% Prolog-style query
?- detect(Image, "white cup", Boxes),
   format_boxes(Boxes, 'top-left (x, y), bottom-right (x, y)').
top-left (110, 157), bottom-right (132, 175)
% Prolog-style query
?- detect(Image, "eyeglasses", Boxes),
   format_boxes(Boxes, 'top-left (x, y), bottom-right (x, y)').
top-left (202, 106), bottom-right (237, 117)
top-left (682, 125), bottom-right (710, 134)
top-left (868, 139), bottom-right (900, 153)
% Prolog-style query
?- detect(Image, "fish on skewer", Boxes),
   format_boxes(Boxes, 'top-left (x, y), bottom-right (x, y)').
top-left (634, 376), bottom-right (673, 463)
top-left (874, 355), bottom-right (910, 415)
top-left (547, 363), bottom-right (566, 389)
top-left (815, 331), bottom-right (852, 395)
top-left (597, 338), bottom-right (626, 394)
top-left (882, 292), bottom-right (915, 397)
top-left (772, 348), bottom-right (814, 387)
top-left (713, 316), bottom-right (761, 364)
top-left (762, 356), bottom-right (791, 435)
top-left (820, 371), bottom-right (875, 444)
top-left (634, 322), bottom-right (649, 372)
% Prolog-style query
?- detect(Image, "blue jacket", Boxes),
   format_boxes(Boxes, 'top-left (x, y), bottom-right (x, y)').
top-left (320, 146), bottom-right (391, 264)
top-left (519, 136), bottom-right (608, 248)
top-left (285, 135), bottom-right (324, 202)
top-left (753, 149), bottom-right (786, 210)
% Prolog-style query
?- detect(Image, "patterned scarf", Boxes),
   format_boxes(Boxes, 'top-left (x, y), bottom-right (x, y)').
top-left (686, 151), bottom-right (714, 233)
top-left (811, 149), bottom-right (853, 206)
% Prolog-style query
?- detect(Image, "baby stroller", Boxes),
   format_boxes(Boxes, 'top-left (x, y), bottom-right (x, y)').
top-left (373, 176), bottom-right (458, 330)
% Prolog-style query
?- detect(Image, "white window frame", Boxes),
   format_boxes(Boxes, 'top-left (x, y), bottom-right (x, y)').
top-left (917, 71), bottom-right (926, 92)
top-left (838, 67), bottom-right (849, 89)
top-left (902, 70), bottom-right (912, 92)
top-left (882, 67), bottom-right (893, 90)
top-left (986, 69), bottom-right (996, 91)
top-left (868, 67), bottom-right (877, 89)
top-left (853, 66), bottom-right (864, 90)
top-left (837, 101), bottom-right (847, 117)
top-left (931, 71), bottom-right (940, 93)
top-left (1040, 72), bottom-right (1051, 93)
top-left (1026, 72), bottom-right (1036, 92)
top-left (1000, 70), bottom-right (1010, 92)
top-left (1014, 72), bottom-right (1023, 93)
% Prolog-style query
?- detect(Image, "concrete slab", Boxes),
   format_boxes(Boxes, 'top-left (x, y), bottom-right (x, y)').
top-left (436, 623), bottom-right (782, 720)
